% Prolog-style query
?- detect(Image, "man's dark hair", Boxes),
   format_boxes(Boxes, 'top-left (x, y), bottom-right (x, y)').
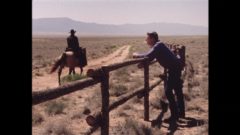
top-left (147, 32), bottom-right (159, 42)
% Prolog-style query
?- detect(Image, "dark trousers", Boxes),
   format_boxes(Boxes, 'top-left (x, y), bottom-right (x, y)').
top-left (165, 67), bottom-right (185, 119)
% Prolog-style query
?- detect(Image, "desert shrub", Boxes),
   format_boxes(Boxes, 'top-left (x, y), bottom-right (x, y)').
top-left (128, 77), bottom-right (143, 90)
top-left (122, 104), bottom-right (132, 110)
top-left (32, 112), bottom-right (44, 126)
top-left (71, 112), bottom-right (83, 120)
top-left (41, 122), bottom-right (74, 135)
top-left (45, 100), bottom-right (67, 115)
top-left (85, 88), bottom-right (102, 110)
top-left (124, 118), bottom-right (152, 135)
top-left (131, 96), bottom-right (143, 104)
top-left (184, 92), bottom-right (192, 101)
top-left (114, 67), bottom-right (129, 78)
top-left (150, 98), bottom-right (161, 110)
top-left (200, 80), bottom-right (208, 99)
top-left (71, 107), bottom-right (90, 120)
top-left (110, 84), bottom-right (128, 97)
top-left (118, 112), bottom-right (130, 117)
top-left (60, 74), bottom-right (87, 84)
top-left (191, 79), bottom-right (200, 87)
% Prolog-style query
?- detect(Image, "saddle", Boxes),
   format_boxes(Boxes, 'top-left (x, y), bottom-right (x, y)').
top-left (65, 47), bottom-right (87, 67)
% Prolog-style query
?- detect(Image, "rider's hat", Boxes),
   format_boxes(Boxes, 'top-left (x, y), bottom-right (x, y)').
top-left (70, 29), bottom-right (76, 34)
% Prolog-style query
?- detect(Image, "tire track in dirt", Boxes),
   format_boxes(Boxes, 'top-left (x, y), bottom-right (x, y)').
top-left (32, 45), bottom-right (131, 91)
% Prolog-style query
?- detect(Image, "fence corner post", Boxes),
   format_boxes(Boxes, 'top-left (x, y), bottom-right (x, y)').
top-left (100, 67), bottom-right (110, 135)
top-left (143, 60), bottom-right (149, 121)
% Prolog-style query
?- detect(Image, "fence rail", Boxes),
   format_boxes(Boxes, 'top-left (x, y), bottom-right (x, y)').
top-left (32, 78), bottom-right (100, 105)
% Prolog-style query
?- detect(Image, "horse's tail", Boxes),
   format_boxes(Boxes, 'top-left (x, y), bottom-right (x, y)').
top-left (50, 53), bottom-right (66, 73)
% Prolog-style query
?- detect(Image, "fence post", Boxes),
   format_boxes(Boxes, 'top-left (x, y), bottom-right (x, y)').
top-left (144, 60), bottom-right (149, 121)
top-left (100, 67), bottom-right (109, 135)
top-left (179, 46), bottom-right (186, 68)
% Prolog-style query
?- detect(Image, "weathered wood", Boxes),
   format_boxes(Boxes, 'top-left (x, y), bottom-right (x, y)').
top-left (32, 78), bottom-right (100, 105)
top-left (86, 112), bottom-right (102, 127)
top-left (144, 62), bottom-right (149, 121)
top-left (86, 79), bottom-right (163, 127)
top-left (86, 68), bottom-right (103, 79)
top-left (100, 67), bottom-right (109, 135)
top-left (179, 46), bottom-right (186, 68)
top-left (84, 126), bottom-right (99, 135)
top-left (109, 85), bottom-right (148, 111)
top-left (137, 60), bottom-right (157, 69)
top-left (87, 59), bottom-right (156, 78)
top-left (104, 58), bottom-right (148, 72)
top-left (111, 79), bottom-right (162, 110)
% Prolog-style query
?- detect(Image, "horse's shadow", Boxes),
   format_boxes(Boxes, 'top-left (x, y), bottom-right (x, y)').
top-left (151, 112), bottom-right (206, 135)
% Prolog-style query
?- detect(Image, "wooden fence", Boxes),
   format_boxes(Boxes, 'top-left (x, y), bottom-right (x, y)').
top-left (32, 45), bottom-right (185, 135)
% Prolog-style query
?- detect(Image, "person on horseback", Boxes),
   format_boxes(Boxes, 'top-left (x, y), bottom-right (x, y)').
top-left (66, 29), bottom-right (82, 64)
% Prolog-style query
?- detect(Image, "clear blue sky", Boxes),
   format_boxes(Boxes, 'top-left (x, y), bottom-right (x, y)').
top-left (32, 0), bottom-right (208, 27)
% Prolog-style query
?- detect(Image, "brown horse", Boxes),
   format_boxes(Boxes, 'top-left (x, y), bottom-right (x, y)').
top-left (50, 51), bottom-right (83, 85)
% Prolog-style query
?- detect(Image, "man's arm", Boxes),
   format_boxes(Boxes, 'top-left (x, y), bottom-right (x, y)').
top-left (132, 47), bottom-right (156, 62)
top-left (133, 47), bottom-right (157, 68)
top-left (132, 52), bottom-right (145, 58)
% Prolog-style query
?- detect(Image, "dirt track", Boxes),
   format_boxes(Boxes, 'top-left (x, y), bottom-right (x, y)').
top-left (32, 45), bottom-right (131, 91)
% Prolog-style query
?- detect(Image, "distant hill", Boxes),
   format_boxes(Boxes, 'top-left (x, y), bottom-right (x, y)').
top-left (32, 17), bottom-right (208, 36)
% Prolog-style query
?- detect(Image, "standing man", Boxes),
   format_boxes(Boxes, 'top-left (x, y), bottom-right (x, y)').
top-left (133, 32), bottom-right (185, 127)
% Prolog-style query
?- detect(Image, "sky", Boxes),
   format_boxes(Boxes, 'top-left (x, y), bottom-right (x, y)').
top-left (32, 0), bottom-right (208, 27)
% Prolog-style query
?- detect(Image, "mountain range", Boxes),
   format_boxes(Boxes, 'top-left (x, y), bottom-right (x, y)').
top-left (32, 17), bottom-right (208, 36)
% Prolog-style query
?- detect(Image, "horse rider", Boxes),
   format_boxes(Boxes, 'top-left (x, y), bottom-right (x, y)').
top-left (66, 29), bottom-right (82, 64)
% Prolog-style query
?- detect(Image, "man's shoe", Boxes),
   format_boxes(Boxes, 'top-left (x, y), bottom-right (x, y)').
top-left (163, 116), bottom-right (178, 123)
top-left (168, 120), bottom-right (178, 131)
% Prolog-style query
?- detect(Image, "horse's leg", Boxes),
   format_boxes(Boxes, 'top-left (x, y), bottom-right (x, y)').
top-left (80, 67), bottom-right (83, 75)
top-left (73, 68), bottom-right (76, 74)
top-left (58, 66), bottom-right (63, 85)
top-left (69, 68), bottom-right (72, 75)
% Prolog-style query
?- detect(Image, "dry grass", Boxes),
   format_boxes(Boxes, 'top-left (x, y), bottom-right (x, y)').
top-left (110, 84), bottom-right (128, 97)
top-left (41, 119), bottom-right (74, 135)
top-left (32, 36), bottom-right (208, 135)
top-left (60, 74), bottom-right (87, 84)
top-left (44, 100), bottom-right (67, 116)
top-left (32, 111), bottom-right (44, 126)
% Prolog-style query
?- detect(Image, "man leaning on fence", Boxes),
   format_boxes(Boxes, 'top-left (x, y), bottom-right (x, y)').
top-left (132, 32), bottom-right (185, 128)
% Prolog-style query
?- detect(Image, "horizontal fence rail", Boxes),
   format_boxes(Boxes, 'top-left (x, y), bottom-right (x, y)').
top-left (32, 78), bottom-right (100, 105)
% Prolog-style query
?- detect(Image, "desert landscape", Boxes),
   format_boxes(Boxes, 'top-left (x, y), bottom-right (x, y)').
top-left (32, 35), bottom-right (208, 135)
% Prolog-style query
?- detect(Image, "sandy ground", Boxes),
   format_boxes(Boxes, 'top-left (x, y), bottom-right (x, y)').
top-left (32, 45), bottom-right (208, 135)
